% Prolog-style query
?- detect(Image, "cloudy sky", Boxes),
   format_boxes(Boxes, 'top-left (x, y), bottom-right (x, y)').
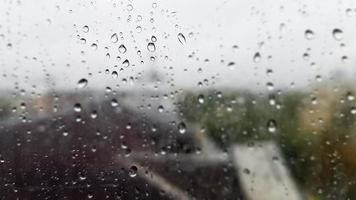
top-left (1, 0), bottom-right (356, 92)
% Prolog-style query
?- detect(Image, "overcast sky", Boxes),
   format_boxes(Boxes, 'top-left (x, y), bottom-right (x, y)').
top-left (1, 0), bottom-right (356, 92)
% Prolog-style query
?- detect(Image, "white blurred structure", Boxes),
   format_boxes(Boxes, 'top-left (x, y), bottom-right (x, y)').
top-left (231, 141), bottom-right (303, 200)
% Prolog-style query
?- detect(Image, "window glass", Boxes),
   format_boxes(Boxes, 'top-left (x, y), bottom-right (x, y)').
top-left (1, 0), bottom-right (356, 199)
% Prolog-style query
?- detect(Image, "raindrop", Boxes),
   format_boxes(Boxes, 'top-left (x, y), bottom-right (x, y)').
top-left (346, 8), bottom-right (353, 16)
top-left (267, 119), bottom-right (277, 133)
top-left (73, 103), bottom-right (82, 112)
top-left (77, 78), bottom-right (88, 89)
top-left (351, 107), bottom-right (356, 115)
top-left (122, 59), bottom-right (130, 67)
top-left (112, 71), bottom-right (118, 78)
top-left (136, 26), bottom-right (142, 33)
top-left (82, 25), bottom-right (89, 33)
top-left (178, 122), bottom-right (187, 134)
top-left (90, 43), bottom-right (98, 50)
top-left (227, 62), bottom-right (235, 69)
top-left (90, 110), bottom-right (97, 119)
top-left (332, 28), bottom-right (343, 41)
top-left (266, 69), bottom-right (273, 76)
top-left (119, 44), bottom-right (127, 54)
top-left (111, 33), bottom-right (118, 43)
top-left (304, 29), bottom-right (315, 40)
top-left (147, 42), bottom-right (156, 52)
top-left (303, 52), bottom-right (310, 60)
top-left (111, 99), bottom-right (119, 107)
top-left (198, 94), bottom-right (205, 104)
top-left (341, 56), bottom-right (348, 63)
top-left (129, 165), bottom-right (137, 177)
top-left (158, 105), bottom-right (164, 113)
top-left (266, 82), bottom-right (274, 91)
top-left (177, 33), bottom-right (186, 44)
top-left (253, 52), bottom-right (261, 63)
top-left (127, 4), bottom-right (133, 11)
top-left (80, 38), bottom-right (86, 44)
top-left (315, 75), bottom-right (322, 82)
top-left (347, 92), bottom-right (354, 101)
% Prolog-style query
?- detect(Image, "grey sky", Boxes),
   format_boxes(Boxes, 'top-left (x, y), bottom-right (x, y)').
top-left (1, 0), bottom-right (356, 92)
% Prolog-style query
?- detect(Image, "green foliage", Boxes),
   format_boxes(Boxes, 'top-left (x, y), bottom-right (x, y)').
top-left (0, 98), bottom-right (12, 119)
top-left (178, 88), bottom-right (356, 199)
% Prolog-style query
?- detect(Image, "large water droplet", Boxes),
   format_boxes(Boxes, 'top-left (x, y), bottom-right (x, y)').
top-left (77, 78), bottom-right (88, 89)
top-left (178, 122), bottom-right (187, 134)
top-left (82, 25), bottom-right (89, 33)
top-left (111, 33), bottom-right (118, 43)
top-left (351, 107), bottom-right (356, 115)
top-left (198, 94), bottom-right (205, 104)
top-left (267, 119), bottom-right (277, 133)
top-left (332, 28), bottom-right (343, 41)
top-left (129, 165), bottom-right (137, 177)
top-left (147, 42), bottom-right (156, 52)
top-left (119, 44), bottom-right (127, 54)
top-left (347, 92), bottom-right (354, 101)
top-left (151, 35), bottom-right (157, 42)
top-left (158, 105), bottom-right (164, 113)
top-left (266, 82), bottom-right (274, 91)
top-left (111, 99), bottom-right (119, 107)
top-left (73, 103), bottom-right (82, 112)
top-left (253, 52), bottom-right (261, 63)
top-left (304, 29), bottom-right (315, 40)
top-left (112, 71), bottom-right (118, 78)
top-left (122, 59), bottom-right (130, 67)
top-left (227, 62), bottom-right (235, 69)
top-left (90, 110), bottom-right (97, 119)
top-left (177, 33), bottom-right (186, 44)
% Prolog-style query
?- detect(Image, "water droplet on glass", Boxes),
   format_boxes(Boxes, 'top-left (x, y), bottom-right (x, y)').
top-left (332, 28), bottom-right (343, 41)
top-left (119, 44), bottom-right (127, 54)
top-left (177, 33), bottom-right (186, 44)
top-left (304, 29), bottom-right (315, 40)
top-left (77, 78), bottom-right (88, 89)
top-left (127, 4), bottom-right (133, 11)
top-left (341, 55), bottom-right (348, 63)
top-left (90, 43), bottom-right (98, 50)
top-left (151, 35), bottom-right (157, 42)
top-left (178, 122), bottom-right (187, 134)
top-left (147, 42), bottom-right (156, 52)
top-left (198, 94), bottom-right (205, 104)
top-left (267, 119), bottom-right (277, 133)
top-left (253, 52), bottom-right (261, 63)
top-left (82, 25), bottom-right (89, 33)
top-left (158, 105), bottom-right (164, 113)
top-left (80, 38), bottom-right (86, 44)
top-left (129, 165), bottom-right (137, 177)
top-left (351, 107), bottom-right (356, 115)
top-left (73, 103), bottom-right (82, 112)
top-left (111, 99), bottom-right (119, 107)
top-left (347, 92), bottom-right (354, 101)
top-left (111, 33), bottom-right (118, 43)
top-left (90, 110), bottom-right (97, 119)
top-left (122, 59), bottom-right (130, 67)
top-left (227, 62), bottom-right (235, 69)
top-left (266, 82), bottom-right (274, 91)
top-left (112, 71), bottom-right (118, 78)
top-left (346, 8), bottom-right (353, 16)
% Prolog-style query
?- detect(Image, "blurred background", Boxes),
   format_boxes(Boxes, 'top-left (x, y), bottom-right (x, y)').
top-left (1, 0), bottom-right (356, 199)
